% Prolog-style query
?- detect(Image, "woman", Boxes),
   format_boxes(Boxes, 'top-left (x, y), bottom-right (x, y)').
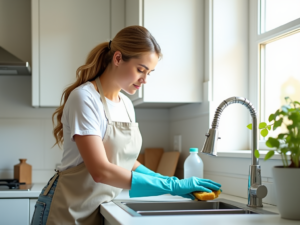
top-left (31, 25), bottom-right (221, 225)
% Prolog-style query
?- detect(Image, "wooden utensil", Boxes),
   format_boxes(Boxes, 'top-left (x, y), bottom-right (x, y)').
top-left (156, 151), bottom-right (180, 176)
top-left (137, 153), bottom-right (145, 165)
top-left (144, 148), bottom-right (164, 172)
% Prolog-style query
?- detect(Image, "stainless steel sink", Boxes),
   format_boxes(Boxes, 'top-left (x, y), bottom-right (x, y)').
top-left (113, 198), bottom-right (277, 217)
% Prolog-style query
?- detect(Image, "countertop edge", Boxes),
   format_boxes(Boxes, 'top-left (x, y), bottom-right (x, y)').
top-left (100, 191), bottom-right (300, 225)
top-left (0, 183), bottom-right (44, 198)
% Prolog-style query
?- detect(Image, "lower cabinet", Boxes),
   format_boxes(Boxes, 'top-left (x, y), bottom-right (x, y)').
top-left (0, 199), bottom-right (30, 225)
top-left (0, 198), bottom-right (37, 225)
top-left (29, 199), bottom-right (38, 224)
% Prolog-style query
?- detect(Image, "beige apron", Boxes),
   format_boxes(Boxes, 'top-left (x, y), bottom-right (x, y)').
top-left (43, 77), bottom-right (142, 225)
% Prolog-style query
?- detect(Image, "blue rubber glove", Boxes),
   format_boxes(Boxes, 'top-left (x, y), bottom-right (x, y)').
top-left (135, 164), bottom-right (179, 180)
top-left (129, 171), bottom-right (222, 200)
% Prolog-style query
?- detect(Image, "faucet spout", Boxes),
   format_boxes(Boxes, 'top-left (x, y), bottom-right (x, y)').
top-left (200, 97), bottom-right (267, 207)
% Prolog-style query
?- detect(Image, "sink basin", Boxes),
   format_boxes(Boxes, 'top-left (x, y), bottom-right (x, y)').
top-left (113, 198), bottom-right (277, 217)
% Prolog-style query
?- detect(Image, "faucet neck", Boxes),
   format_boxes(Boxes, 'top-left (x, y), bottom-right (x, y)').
top-left (211, 97), bottom-right (259, 166)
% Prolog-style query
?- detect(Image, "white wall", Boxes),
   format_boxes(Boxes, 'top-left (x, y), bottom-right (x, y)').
top-left (170, 102), bottom-right (210, 179)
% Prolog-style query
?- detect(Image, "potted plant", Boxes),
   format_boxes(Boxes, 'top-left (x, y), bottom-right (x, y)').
top-left (247, 97), bottom-right (300, 220)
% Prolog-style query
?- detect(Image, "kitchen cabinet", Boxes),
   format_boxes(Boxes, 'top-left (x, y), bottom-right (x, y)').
top-left (0, 199), bottom-right (29, 225)
top-left (32, 0), bottom-right (203, 108)
top-left (29, 199), bottom-right (38, 224)
top-left (122, 0), bottom-right (204, 108)
top-left (0, 198), bottom-right (37, 224)
top-left (31, 0), bottom-right (111, 107)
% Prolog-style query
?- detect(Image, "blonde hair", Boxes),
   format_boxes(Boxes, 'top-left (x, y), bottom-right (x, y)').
top-left (52, 25), bottom-right (162, 148)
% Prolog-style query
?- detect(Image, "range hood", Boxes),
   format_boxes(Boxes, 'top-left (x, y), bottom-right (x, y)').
top-left (0, 46), bottom-right (31, 75)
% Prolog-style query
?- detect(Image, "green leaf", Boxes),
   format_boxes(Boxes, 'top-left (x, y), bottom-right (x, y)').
top-left (259, 122), bottom-right (267, 129)
top-left (288, 108), bottom-right (296, 112)
top-left (279, 110), bottom-right (288, 116)
top-left (264, 151), bottom-right (274, 161)
top-left (273, 118), bottom-right (283, 130)
top-left (254, 149), bottom-right (260, 158)
top-left (260, 128), bottom-right (268, 137)
top-left (267, 125), bottom-right (271, 130)
top-left (287, 124), bottom-right (296, 130)
top-left (266, 137), bottom-right (280, 148)
top-left (268, 114), bottom-right (275, 122)
top-left (280, 147), bottom-right (288, 154)
top-left (294, 101), bottom-right (300, 106)
top-left (247, 124), bottom-right (252, 130)
top-left (289, 112), bottom-right (300, 124)
top-left (277, 133), bottom-right (288, 139)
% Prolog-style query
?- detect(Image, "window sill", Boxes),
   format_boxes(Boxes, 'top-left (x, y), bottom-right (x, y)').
top-left (216, 150), bottom-right (282, 160)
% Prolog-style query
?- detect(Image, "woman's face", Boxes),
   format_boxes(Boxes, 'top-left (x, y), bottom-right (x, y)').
top-left (114, 51), bottom-right (159, 95)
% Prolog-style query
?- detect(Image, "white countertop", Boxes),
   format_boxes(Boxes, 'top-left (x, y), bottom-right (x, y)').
top-left (1, 184), bottom-right (299, 225)
top-left (101, 190), bottom-right (299, 225)
top-left (0, 183), bottom-right (44, 198)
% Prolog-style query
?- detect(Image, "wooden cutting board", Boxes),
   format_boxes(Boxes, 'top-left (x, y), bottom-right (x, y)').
top-left (144, 148), bottom-right (164, 172)
top-left (156, 151), bottom-right (180, 176)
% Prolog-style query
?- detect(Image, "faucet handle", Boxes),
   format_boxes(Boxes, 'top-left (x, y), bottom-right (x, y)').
top-left (250, 184), bottom-right (268, 199)
top-left (256, 185), bottom-right (268, 198)
top-left (205, 133), bottom-right (221, 139)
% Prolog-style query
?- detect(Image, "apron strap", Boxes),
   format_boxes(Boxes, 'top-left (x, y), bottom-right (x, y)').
top-left (96, 77), bottom-right (133, 123)
top-left (43, 172), bottom-right (59, 196)
top-left (95, 77), bottom-right (112, 124)
top-left (119, 95), bottom-right (133, 122)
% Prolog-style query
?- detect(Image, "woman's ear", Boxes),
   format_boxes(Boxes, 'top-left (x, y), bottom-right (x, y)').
top-left (113, 51), bottom-right (123, 66)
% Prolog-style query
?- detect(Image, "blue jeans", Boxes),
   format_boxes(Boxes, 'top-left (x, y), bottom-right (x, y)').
top-left (31, 175), bottom-right (58, 225)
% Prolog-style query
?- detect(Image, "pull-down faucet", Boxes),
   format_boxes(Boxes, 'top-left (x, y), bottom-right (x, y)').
top-left (200, 97), bottom-right (268, 207)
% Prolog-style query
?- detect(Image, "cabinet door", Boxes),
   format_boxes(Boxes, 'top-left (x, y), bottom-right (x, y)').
top-left (123, 0), bottom-right (144, 102)
top-left (143, 0), bottom-right (203, 103)
top-left (29, 199), bottom-right (38, 224)
top-left (0, 199), bottom-right (29, 225)
top-left (39, 0), bottom-right (110, 106)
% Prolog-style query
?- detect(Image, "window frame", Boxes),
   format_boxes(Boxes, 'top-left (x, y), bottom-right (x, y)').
top-left (249, 0), bottom-right (300, 150)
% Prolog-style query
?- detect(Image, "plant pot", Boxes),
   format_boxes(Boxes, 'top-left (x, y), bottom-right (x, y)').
top-left (272, 166), bottom-right (300, 220)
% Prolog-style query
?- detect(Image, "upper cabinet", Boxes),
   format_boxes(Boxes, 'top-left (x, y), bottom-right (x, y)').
top-left (31, 0), bottom-right (110, 107)
top-left (123, 0), bottom-right (204, 108)
top-left (32, 0), bottom-right (204, 108)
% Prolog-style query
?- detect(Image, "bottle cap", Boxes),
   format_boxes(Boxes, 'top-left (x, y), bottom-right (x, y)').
top-left (190, 148), bottom-right (198, 152)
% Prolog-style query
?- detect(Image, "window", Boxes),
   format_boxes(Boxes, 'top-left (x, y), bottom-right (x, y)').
top-left (258, 0), bottom-right (300, 147)
top-left (260, 32), bottom-right (300, 138)
top-left (260, 0), bottom-right (300, 33)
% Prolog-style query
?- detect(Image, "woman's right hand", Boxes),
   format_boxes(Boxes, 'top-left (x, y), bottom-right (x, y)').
top-left (129, 172), bottom-right (221, 200)
top-left (169, 176), bottom-right (221, 199)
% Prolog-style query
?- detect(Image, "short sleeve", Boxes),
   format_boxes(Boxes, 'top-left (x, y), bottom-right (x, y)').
top-left (65, 88), bottom-right (102, 142)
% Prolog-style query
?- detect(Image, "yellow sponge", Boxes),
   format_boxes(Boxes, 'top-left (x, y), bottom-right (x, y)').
top-left (192, 190), bottom-right (221, 201)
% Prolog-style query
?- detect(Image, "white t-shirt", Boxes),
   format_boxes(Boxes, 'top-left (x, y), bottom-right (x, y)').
top-left (57, 81), bottom-right (135, 171)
